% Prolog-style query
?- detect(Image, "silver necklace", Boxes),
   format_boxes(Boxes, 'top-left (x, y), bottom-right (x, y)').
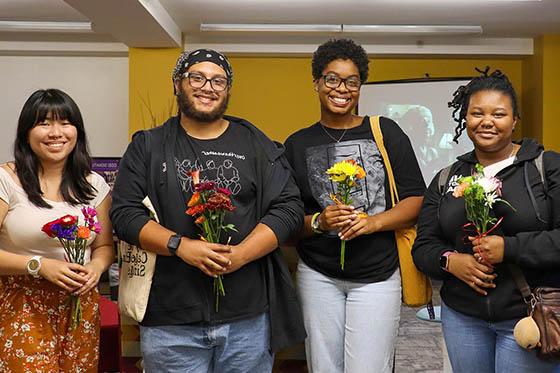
top-left (320, 124), bottom-right (348, 143)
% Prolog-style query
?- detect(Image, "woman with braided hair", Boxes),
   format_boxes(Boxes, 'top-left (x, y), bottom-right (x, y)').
top-left (412, 70), bottom-right (560, 372)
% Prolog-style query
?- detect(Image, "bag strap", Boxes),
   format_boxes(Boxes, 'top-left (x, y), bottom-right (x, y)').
top-left (438, 165), bottom-right (453, 195)
top-left (508, 264), bottom-right (533, 302)
top-left (370, 116), bottom-right (399, 208)
top-left (534, 150), bottom-right (546, 192)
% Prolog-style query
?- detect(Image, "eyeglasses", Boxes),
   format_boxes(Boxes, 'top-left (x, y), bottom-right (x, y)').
top-left (182, 72), bottom-right (230, 92)
top-left (322, 74), bottom-right (361, 91)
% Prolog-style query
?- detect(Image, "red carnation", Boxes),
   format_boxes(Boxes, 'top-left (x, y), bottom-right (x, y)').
top-left (216, 187), bottom-right (232, 196)
top-left (195, 181), bottom-right (215, 192)
top-left (58, 214), bottom-right (78, 227)
top-left (41, 221), bottom-right (57, 238)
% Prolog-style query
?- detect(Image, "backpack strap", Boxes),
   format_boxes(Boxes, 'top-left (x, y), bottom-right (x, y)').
top-left (525, 150), bottom-right (549, 226)
top-left (437, 160), bottom-right (462, 196)
top-left (533, 151), bottom-right (547, 193)
top-left (438, 165), bottom-right (453, 195)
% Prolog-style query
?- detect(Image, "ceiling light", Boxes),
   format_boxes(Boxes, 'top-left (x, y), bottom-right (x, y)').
top-left (343, 25), bottom-right (482, 35)
top-left (0, 21), bottom-right (93, 33)
top-left (200, 24), bottom-right (341, 33)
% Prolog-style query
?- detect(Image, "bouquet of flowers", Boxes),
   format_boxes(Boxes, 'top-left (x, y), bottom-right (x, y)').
top-left (452, 164), bottom-right (514, 262)
top-left (186, 170), bottom-right (237, 311)
top-left (326, 159), bottom-right (366, 270)
top-left (41, 207), bottom-right (101, 330)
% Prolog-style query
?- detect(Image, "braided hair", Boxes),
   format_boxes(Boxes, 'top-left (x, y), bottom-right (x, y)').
top-left (448, 67), bottom-right (520, 143)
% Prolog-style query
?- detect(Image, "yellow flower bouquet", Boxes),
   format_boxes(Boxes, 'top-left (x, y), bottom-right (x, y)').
top-left (326, 160), bottom-right (366, 270)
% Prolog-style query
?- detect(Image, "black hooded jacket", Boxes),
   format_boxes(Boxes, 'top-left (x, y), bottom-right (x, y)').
top-left (412, 138), bottom-right (560, 321)
top-left (110, 115), bottom-right (306, 351)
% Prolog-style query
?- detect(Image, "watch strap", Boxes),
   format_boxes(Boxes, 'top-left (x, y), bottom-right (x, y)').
top-left (440, 251), bottom-right (455, 272)
top-left (26, 255), bottom-right (42, 278)
top-left (311, 212), bottom-right (323, 234)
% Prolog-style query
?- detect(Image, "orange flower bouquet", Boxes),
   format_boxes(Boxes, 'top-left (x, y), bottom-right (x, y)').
top-left (186, 170), bottom-right (237, 311)
top-left (326, 159), bottom-right (366, 270)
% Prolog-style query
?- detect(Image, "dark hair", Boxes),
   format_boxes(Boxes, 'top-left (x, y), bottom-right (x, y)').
top-left (312, 39), bottom-right (369, 83)
top-left (14, 89), bottom-right (95, 208)
top-left (448, 68), bottom-right (520, 143)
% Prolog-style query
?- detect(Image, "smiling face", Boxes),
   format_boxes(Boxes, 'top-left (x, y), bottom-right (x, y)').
top-left (466, 89), bottom-right (517, 153)
top-left (27, 113), bottom-right (77, 167)
top-left (315, 59), bottom-right (360, 117)
top-left (176, 61), bottom-right (230, 123)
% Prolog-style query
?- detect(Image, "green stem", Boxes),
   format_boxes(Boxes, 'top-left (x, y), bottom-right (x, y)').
top-left (340, 240), bottom-right (346, 270)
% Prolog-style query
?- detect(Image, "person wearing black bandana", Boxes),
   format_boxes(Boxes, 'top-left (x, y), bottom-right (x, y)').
top-left (111, 49), bottom-right (306, 372)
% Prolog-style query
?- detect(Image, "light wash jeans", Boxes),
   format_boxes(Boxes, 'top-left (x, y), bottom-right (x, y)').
top-left (139, 312), bottom-right (273, 373)
top-left (441, 302), bottom-right (559, 373)
top-left (297, 260), bottom-right (401, 373)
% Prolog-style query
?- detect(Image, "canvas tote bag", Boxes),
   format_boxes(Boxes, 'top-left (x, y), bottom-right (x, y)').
top-left (118, 196), bottom-right (158, 322)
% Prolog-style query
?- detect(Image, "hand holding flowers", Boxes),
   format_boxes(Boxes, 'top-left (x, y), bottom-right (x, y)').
top-left (41, 207), bottom-right (102, 330)
top-left (451, 163), bottom-right (514, 293)
top-left (186, 170), bottom-right (237, 311)
top-left (325, 159), bottom-right (368, 270)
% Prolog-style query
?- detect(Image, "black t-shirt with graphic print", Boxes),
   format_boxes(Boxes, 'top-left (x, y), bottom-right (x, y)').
top-left (174, 123), bottom-right (267, 321)
top-left (285, 116), bottom-right (426, 282)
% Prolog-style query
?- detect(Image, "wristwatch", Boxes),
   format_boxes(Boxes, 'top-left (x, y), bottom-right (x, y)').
top-left (311, 212), bottom-right (323, 234)
top-left (26, 255), bottom-right (42, 278)
top-left (167, 234), bottom-right (183, 256)
top-left (439, 251), bottom-right (455, 272)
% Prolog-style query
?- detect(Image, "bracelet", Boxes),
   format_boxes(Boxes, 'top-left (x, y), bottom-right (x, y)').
top-left (311, 212), bottom-right (323, 234)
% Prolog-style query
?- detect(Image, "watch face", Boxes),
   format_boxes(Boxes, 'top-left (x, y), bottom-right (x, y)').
top-left (312, 218), bottom-right (319, 230)
top-left (439, 255), bottom-right (448, 270)
top-left (168, 234), bottom-right (182, 254)
top-left (28, 259), bottom-right (39, 271)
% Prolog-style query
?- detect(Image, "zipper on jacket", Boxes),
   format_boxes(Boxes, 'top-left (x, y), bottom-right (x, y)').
top-left (486, 292), bottom-right (493, 320)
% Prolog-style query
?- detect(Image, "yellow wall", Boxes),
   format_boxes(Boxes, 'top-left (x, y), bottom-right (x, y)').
top-left (542, 35), bottom-right (560, 151)
top-left (226, 56), bottom-right (523, 142)
top-left (129, 47), bottom-right (181, 137)
top-left (128, 51), bottom-right (524, 143)
top-left (522, 37), bottom-right (544, 143)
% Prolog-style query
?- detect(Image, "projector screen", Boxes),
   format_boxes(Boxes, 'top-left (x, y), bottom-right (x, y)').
top-left (358, 78), bottom-right (473, 185)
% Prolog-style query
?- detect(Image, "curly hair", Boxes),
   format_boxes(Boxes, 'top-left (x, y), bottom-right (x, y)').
top-left (448, 67), bottom-right (520, 143)
top-left (311, 39), bottom-right (369, 83)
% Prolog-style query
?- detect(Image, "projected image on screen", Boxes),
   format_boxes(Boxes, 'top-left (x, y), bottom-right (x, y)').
top-left (358, 79), bottom-right (473, 184)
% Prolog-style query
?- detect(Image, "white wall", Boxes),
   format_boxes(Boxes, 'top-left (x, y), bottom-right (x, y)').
top-left (0, 55), bottom-right (128, 162)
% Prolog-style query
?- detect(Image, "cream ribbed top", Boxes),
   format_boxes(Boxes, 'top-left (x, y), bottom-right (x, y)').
top-left (0, 167), bottom-right (110, 262)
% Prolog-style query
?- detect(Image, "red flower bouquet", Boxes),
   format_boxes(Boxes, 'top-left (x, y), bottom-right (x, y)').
top-left (41, 207), bottom-right (101, 330)
top-left (186, 170), bottom-right (237, 311)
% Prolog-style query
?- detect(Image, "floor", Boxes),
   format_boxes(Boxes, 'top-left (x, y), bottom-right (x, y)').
top-left (274, 284), bottom-right (445, 373)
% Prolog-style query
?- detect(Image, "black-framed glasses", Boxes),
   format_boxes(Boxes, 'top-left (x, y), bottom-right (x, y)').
top-left (182, 72), bottom-right (230, 92)
top-left (322, 74), bottom-right (361, 91)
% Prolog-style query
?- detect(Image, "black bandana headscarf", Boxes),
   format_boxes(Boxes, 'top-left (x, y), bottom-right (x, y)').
top-left (172, 49), bottom-right (233, 93)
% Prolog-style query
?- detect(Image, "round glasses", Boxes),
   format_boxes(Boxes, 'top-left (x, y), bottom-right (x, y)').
top-left (182, 72), bottom-right (230, 92)
top-left (322, 74), bottom-right (361, 91)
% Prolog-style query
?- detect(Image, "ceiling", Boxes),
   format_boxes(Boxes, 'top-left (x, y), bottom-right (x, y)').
top-left (0, 0), bottom-right (559, 53)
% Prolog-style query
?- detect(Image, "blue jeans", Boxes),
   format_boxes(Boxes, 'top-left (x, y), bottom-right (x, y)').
top-left (139, 312), bottom-right (274, 373)
top-left (297, 261), bottom-right (401, 373)
top-left (441, 302), bottom-right (558, 373)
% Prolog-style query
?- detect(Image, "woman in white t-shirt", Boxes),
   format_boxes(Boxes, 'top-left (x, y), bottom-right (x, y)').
top-left (0, 89), bottom-right (114, 372)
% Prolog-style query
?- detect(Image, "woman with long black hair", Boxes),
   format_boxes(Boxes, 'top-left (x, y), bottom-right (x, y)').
top-left (0, 89), bottom-right (114, 371)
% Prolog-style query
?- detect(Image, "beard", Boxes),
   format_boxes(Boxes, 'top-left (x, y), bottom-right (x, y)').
top-left (177, 87), bottom-right (229, 123)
